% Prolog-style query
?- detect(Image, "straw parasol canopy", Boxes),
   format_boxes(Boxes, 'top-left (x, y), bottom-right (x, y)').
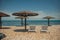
top-left (0, 12), bottom-right (9, 17)
top-left (0, 12), bottom-right (10, 29)
top-left (12, 11), bottom-right (38, 30)
top-left (12, 11), bottom-right (38, 17)
top-left (43, 16), bottom-right (54, 26)
top-left (15, 16), bottom-right (28, 19)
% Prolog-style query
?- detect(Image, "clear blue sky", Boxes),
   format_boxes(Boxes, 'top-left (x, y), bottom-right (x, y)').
top-left (0, 0), bottom-right (60, 20)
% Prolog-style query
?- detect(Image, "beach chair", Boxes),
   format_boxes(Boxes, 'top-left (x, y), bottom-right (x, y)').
top-left (0, 33), bottom-right (6, 40)
top-left (40, 26), bottom-right (48, 33)
top-left (28, 26), bottom-right (36, 32)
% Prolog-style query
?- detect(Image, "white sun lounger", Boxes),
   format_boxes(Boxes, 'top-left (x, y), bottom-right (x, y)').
top-left (40, 26), bottom-right (48, 32)
top-left (28, 26), bottom-right (36, 32)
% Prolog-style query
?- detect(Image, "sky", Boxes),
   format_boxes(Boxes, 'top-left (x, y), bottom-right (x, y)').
top-left (0, 0), bottom-right (60, 20)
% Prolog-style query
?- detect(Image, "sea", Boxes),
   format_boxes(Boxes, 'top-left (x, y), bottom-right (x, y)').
top-left (1, 20), bottom-right (60, 26)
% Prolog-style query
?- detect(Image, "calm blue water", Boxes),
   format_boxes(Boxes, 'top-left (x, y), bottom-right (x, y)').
top-left (1, 20), bottom-right (60, 26)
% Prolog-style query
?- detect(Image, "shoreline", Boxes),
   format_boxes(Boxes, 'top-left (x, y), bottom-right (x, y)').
top-left (2, 25), bottom-right (60, 27)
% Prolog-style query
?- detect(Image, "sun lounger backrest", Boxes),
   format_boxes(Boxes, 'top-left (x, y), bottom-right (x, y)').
top-left (28, 26), bottom-right (36, 32)
top-left (30, 26), bottom-right (35, 30)
top-left (42, 26), bottom-right (48, 30)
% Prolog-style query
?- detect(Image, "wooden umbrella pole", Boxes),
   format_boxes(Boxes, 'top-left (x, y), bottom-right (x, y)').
top-left (25, 17), bottom-right (26, 30)
top-left (0, 17), bottom-right (2, 29)
top-left (21, 18), bottom-right (23, 26)
top-left (48, 18), bottom-right (50, 26)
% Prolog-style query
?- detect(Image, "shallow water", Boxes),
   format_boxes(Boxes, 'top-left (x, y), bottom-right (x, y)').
top-left (1, 20), bottom-right (60, 26)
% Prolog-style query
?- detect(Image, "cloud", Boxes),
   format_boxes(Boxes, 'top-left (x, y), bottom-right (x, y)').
top-left (28, 10), bottom-right (48, 20)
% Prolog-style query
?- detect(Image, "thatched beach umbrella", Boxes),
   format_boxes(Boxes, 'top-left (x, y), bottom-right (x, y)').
top-left (15, 16), bottom-right (28, 26)
top-left (0, 12), bottom-right (10, 29)
top-left (12, 11), bottom-right (38, 30)
top-left (43, 16), bottom-right (54, 26)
